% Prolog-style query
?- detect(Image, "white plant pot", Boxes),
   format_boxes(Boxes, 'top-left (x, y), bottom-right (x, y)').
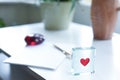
top-left (42, 2), bottom-right (75, 30)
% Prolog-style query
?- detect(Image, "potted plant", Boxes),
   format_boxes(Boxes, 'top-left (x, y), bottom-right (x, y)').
top-left (40, 0), bottom-right (77, 30)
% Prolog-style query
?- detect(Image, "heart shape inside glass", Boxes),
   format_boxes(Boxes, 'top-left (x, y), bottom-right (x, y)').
top-left (80, 58), bottom-right (90, 66)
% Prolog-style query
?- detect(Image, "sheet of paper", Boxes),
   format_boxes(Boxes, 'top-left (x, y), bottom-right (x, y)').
top-left (4, 42), bottom-right (66, 70)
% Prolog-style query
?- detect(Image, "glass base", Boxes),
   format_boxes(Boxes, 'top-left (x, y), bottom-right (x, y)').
top-left (71, 70), bottom-right (95, 76)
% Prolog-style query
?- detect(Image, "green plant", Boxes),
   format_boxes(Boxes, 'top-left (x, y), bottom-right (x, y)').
top-left (43, 0), bottom-right (75, 2)
top-left (0, 18), bottom-right (6, 28)
top-left (42, 0), bottom-right (77, 12)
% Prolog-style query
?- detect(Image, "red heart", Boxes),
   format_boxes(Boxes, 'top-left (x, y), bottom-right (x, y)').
top-left (80, 58), bottom-right (90, 66)
top-left (24, 34), bottom-right (45, 46)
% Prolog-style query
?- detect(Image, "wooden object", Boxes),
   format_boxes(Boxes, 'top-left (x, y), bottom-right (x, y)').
top-left (91, 0), bottom-right (120, 40)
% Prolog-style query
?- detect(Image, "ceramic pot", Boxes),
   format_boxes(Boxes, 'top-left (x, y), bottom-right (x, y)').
top-left (42, 2), bottom-right (75, 30)
top-left (91, 0), bottom-right (120, 40)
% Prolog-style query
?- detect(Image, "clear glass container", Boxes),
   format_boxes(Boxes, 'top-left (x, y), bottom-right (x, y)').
top-left (71, 47), bottom-right (96, 75)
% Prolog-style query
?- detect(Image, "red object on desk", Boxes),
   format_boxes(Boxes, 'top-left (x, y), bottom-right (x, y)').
top-left (24, 34), bottom-right (44, 46)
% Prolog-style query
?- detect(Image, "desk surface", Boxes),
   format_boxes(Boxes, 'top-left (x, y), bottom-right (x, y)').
top-left (0, 22), bottom-right (120, 80)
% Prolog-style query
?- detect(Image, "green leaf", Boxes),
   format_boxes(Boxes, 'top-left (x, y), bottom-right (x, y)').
top-left (70, 0), bottom-right (76, 13)
top-left (0, 18), bottom-right (6, 28)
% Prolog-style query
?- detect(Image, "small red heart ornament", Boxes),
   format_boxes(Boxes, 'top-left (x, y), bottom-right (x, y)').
top-left (80, 58), bottom-right (90, 66)
top-left (24, 33), bottom-right (44, 46)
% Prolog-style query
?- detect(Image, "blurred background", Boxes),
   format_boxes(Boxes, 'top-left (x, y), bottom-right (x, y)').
top-left (0, 0), bottom-right (120, 33)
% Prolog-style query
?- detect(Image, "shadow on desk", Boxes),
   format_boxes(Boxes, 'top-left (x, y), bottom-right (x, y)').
top-left (0, 50), bottom-right (44, 80)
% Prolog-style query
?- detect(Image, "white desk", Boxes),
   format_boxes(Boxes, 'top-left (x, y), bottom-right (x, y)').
top-left (0, 22), bottom-right (120, 80)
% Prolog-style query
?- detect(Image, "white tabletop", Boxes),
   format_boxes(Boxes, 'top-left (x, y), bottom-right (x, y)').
top-left (30, 34), bottom-right (120, 80)
top-left (0, 22), bottom-right (120, 80)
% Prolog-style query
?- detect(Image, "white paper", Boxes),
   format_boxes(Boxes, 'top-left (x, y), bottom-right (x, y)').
top-left (4, 42), bottom-right (66, 70)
